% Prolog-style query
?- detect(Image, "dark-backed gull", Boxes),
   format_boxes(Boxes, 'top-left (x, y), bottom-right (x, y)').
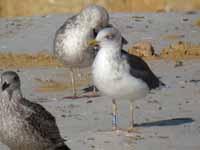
top-left (89, 27), bottom-right (164, 132)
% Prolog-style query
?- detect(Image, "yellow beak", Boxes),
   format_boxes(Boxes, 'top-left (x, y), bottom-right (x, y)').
top-left (87, 39), bottom-right (98, 47)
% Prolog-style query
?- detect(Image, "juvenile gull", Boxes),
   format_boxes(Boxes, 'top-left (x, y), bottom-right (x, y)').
top-left (0, 71), bottom-right (71, 150)
top-left (89, 27), bottom-right (164, 132)
top-left (54, 4), bottom-right (109, 97)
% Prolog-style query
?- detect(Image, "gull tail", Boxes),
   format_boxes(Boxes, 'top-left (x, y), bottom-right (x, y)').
top-left (55, 144), bottom-right (71, 150)
top-left (154, 78), bottom-right (166, 90)
top-left (158, 77), bottom-right (166, 87)
top-left (82, 85), bottom-right (99, 93)
top-left (159, 81), bottom-right (165, 87)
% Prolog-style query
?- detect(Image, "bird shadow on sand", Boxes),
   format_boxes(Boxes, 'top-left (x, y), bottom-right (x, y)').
top-left (135, 117), bottom-right (194, 128)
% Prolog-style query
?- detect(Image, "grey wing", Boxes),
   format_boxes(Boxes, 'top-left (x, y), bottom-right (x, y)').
top-left (121, 50), bottom-right (164, 89)
top-left (23, 99), bottom-right (65, 145)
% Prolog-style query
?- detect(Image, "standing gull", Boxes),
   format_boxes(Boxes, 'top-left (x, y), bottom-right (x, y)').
top-left (88, 27), bottom-right (164, 132)
top-left (54, 5), bottom-right (109, 98)
top-left (0, 71), bottom-right (71, 150)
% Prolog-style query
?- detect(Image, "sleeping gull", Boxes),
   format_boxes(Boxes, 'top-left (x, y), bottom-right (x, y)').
top-left (54, 4), bottom-right (109, 98)
top-left (0, 71), bottom-right (71, 150)
top-left (88, 27), bottom-right (165, 132)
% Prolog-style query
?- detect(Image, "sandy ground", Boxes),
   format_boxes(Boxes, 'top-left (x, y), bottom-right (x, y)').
top-left (0, 12), bottom-right (200, 150)
top-left (1, 0), bottom-right (200, 17)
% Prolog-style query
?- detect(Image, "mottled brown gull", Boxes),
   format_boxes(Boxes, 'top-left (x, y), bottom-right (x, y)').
top-left (54, 4), bottom-right (109, 98)
top-left (0, 71), bottom-right (70, 150)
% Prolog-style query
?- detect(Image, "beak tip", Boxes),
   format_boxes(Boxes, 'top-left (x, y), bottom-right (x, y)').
top-left (88, 40), bottom-right (98, 47)
top-left (1, 82), bottom-right (10, 91)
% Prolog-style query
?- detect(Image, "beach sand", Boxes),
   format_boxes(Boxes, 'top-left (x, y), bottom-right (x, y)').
top-left (0, 12), bottom-right (200, 150)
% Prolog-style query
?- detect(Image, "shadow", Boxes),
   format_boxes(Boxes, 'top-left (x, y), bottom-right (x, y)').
top-left (135, 117), bottom-right (194, 128)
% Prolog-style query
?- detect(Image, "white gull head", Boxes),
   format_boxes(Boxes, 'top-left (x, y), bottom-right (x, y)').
top-left (95, 27), bottom-right (123, 49)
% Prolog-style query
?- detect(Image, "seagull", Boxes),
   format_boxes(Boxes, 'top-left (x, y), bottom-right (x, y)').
top-left (54, 4), bottom-right (110, 98)
top-left (0, 71), bottom-right (71, 150)
top-left (88, 27), bottom-right (165, 132)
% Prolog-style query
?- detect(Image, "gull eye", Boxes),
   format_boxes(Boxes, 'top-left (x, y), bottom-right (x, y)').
top-left (13, 76), bottom-right (19, 81)
top-left (105, 34), bottom-right (114, 39)
top-left (93, 29), bottom-right (98, 37)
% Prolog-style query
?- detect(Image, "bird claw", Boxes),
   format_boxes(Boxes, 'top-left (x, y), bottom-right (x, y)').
top-left (82, 94), bottom-right (100, 98)
top-left (63, 94), bottom-right (100, 99)
top-left (63, 96), bottom-right (83, 99)
top-left (127, 127), bottom-right (140, 133)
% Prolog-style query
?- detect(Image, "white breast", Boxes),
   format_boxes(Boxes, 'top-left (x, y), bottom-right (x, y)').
top-left (92, 50), bottom-right (149, 101)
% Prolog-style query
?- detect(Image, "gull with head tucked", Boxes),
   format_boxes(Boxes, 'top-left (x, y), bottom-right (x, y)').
top-left (0, 71), bottom-right (71, 150)
top-left (89, 27), bottom-right (165, 132)
top-left (54, 4), bottom-right (110, 98)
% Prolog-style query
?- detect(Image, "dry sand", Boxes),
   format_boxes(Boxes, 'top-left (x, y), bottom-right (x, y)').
top-left (1, 0), bottom-right (200, 17)
top-left (0, 12), bottom-right (200, 150)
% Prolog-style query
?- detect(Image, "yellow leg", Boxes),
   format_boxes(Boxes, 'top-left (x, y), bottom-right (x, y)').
top-left (127, 101), bottom-right (137, 132)
top-left (93, 85), bottom-right (96, 94)
top-left (130, 101), bottom-right (134, 128)
top-left (77, 68), bottom-right (82, 79)
top-left (92, 85), bottom-right (99, 97)
top-left (97, 100), bottom-right (139, 135)
top-left (70, 68), bottom-right (76, 96)
top-left (112, 99), bottom-right (117, 131)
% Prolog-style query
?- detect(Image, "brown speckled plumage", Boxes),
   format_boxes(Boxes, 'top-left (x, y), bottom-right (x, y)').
top-left (0, 71), bottom-right (70, 150)
top-left (54, 4), bottom-right (109, 68)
